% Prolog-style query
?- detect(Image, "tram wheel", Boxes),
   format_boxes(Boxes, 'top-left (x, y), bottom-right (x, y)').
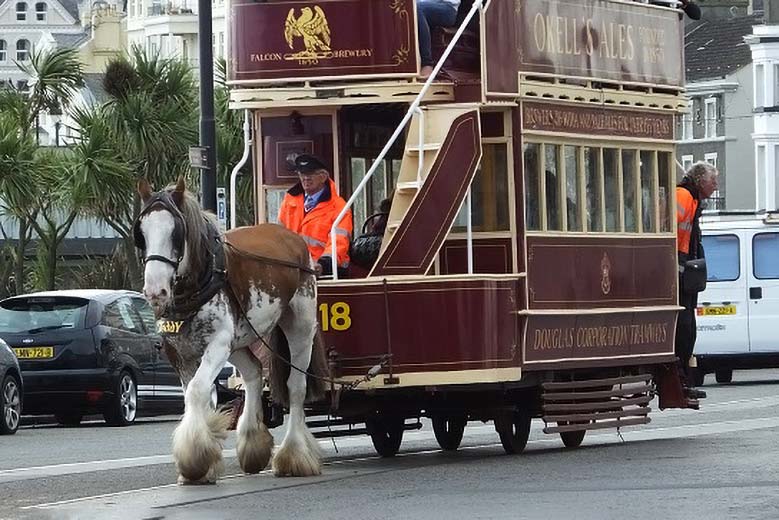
top-left (494, 410), bottom-right (531, 455)
top-left (432, 415), bottom-right (467, 451)
top-left (559, 429), bottom-right (586, 448)
top-left (366, 415), bottom-right (404, 458)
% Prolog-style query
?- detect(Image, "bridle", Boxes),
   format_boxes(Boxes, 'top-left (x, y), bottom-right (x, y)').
top-left (133, 189), bottom-right (187, 270)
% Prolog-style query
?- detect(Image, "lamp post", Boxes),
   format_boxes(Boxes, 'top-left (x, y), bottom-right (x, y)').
top-left (197, 0), bottom-right (217, 213)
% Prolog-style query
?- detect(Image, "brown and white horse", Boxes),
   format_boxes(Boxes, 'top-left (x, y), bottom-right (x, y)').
top-left (134, 177), bottom-right (327, 484)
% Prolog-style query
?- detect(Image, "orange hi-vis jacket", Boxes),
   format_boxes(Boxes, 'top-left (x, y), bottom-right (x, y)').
top-left (278, 178), bottom-right (353, 268)
top-left (676, 186), bottom-right (699, 255)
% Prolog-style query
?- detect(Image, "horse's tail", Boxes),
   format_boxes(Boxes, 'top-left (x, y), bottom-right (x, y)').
top-left (268, 326), bottom-right (330, 407)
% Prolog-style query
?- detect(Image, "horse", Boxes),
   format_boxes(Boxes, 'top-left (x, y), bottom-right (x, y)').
top-left (133, 177), bottom-right (328, 484)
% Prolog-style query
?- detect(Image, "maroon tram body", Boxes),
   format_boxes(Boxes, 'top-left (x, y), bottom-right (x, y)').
top-left (227, 0), bottom-right (693, 455)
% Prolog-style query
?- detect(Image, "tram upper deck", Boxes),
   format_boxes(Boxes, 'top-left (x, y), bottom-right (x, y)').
top-left (227, 0), bottom-right (686, 109)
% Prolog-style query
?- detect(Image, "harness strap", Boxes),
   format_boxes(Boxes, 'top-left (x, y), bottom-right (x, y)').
top-left (224, 241), bottom-right (317, 275)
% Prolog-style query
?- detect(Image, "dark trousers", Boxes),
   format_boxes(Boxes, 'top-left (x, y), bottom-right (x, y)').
top-left (675, 284), bottom-right (698, 386)
top-left (417, 1), bottom-right (458, 66)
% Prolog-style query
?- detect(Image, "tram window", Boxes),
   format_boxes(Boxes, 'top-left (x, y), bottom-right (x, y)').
top-left (545, 144), bottom-right (562, 231)
top-left (584, 147), bottom-right (603, 232)
top-left (640, 151), bottom-right (657, 233)
top-left (622, 149), bottom-right (639, 233)
top-left (370, 159), bottom-right (387, 216)
top-left (658, 152), bottom-right (673, 232)
top-left (604, 149), bottom-right (620, 232)
top-left (350, 157), bottom-right (368, 228)
top-left (453, 144), bottom-right (509, 232)
top-left (563, 145), bottom-right (581, 232)
top-left (524, 143), bottom-right (540, 231)
top-left (265, 188), bottom-right (286, 224)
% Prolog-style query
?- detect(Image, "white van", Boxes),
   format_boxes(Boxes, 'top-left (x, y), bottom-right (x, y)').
top-left (693, 211), bottom-right (779, 385)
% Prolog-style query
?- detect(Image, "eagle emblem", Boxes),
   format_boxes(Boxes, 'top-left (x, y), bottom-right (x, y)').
top-left (284, 6), bottom-right (332, 59)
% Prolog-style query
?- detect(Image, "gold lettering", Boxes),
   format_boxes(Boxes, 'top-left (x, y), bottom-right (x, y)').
top-left (534, 13), bottom-right (546, 52)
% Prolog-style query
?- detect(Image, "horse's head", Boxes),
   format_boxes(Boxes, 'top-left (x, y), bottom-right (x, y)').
top-left (134, 177), bottom-right (188, 314)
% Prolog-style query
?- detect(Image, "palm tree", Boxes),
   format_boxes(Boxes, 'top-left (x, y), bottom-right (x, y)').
top-left (0, 103), bottom-right (39, 294)
top-left (19, 48), bottom-right (85, 144)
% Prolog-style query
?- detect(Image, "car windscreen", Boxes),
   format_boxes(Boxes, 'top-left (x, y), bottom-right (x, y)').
top-left (0, 297), bottom-right (89, 333)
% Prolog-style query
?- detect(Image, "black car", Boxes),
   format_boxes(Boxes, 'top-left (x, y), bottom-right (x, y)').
top-left (0, 337), bottom-right (23, 434)
top-left (0, 290), bottom-right (190, 426)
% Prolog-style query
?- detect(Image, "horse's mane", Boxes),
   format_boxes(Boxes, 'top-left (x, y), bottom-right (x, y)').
top-left (168, 184), bottom-right (219, 278)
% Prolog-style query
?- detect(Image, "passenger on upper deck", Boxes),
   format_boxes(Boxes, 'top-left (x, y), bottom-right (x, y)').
top-left (676, 161), bottom-right (718, 400)
top-left (416, 0), bottom-right (461, 79)
top-left (643, 0), bottom-right (701, 20)
top-left (278, 154), bottom-right (353, 278)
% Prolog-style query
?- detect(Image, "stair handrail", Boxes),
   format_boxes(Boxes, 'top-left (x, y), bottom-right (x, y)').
top-left (329, 0), bottom-right (484, 279)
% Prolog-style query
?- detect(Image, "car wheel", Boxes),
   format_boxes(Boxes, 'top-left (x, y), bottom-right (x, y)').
top-left (715, 369), bottom-right (733, 384)
top-left (103, 371), bottom-right (137, 426)
top-left (55, 410), bottom-right (83, 426)
top-left (1, 374), bottom-right (21, 435)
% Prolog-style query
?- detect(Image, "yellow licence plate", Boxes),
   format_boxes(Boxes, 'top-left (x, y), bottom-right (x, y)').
top-left (13, 347), bottom-right (54, 359)
top-left (698, 305), bottom-right (737, 316)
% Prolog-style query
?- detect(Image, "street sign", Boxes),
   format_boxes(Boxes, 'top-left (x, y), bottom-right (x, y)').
top-left (216, 187), bottom-right (227, 231)
top-left (189, 147), bottom-right (209, 169)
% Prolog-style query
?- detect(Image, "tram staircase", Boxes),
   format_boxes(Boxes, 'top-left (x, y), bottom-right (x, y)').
top-left (368, 104), bottom-right (482, 277)
top-left (540, 374), bottom-right (654, 435)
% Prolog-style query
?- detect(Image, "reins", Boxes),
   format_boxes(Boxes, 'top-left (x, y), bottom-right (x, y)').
top-left (223, 241), bottom-right (317, 275)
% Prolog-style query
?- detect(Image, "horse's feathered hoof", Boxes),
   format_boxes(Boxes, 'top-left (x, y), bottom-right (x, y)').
top-left (237, 422), bottom-right (274, 474)
top-left (272, 428), bottom-right (322, 477)
top-left (173, 409), bottom-right (231, 483)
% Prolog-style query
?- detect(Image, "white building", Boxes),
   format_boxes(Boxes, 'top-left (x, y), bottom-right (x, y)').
top-left (747, 0), bottom-right (779, 210)
top-left (124, 0), bottom-right (227, 66)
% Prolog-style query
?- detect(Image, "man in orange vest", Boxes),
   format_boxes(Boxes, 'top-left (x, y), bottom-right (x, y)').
top-left (278, 154), bottom-right (353, 278)
top-left (676, 161), bottom-right (719, 399)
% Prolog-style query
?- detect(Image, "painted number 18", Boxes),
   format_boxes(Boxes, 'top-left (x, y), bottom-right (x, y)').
top-left (318, 302), bottom-right (352, 331)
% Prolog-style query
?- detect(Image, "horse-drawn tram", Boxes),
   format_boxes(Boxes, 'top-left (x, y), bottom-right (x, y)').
top-left (223, 0), bottom-right (696, 458)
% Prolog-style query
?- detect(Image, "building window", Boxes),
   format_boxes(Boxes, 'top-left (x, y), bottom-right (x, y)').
top-left (16, 39), bottom-right (30, 61)
top-left (756, 63), bottom-right (765, 107)
top-left (16, 2), bottom-right (27, 21)
top-left (704, 97), bottom-right (718, 138)
top-left (681, 154), bottom-right (694, 173)
top-left (218, 32), bottom-right (224, 58)
top-left (0, 40), bottom-right (6, 62)
top-left (681, 100), bottom-right (693, 140)
top-left (35, 2), bottom-right (46, 21)
top-left (774, 64), bottom-right (779, 107)
top-left (704, 152), bottom-right (718, 168)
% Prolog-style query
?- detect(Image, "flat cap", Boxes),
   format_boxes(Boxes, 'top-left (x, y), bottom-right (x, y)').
top-left (290, 153), bottom-right (328, 174)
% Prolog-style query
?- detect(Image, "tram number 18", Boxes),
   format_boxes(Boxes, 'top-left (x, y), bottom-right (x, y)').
top-left (318, 302), bottom-right (352, 331)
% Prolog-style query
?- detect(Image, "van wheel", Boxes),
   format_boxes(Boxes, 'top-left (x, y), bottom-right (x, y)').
top-left (715, 369), bottom-right (733, 384)
top-left (1, 375), bottom-right (21, 434)
top-left (55, 410), bottom-right (83, 426)
top-left (104, 371), bottom-right (137, 426)
top-left (691, 369), bottom-right (705, 387)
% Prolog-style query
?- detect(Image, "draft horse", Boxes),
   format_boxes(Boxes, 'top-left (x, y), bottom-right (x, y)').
top-left (133, 177), bottom-right (328, 484)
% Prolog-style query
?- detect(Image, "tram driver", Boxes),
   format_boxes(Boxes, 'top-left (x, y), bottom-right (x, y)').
top-left (278, 154), bottom-right (354, 279)
top-left (676, 161), bottom-right (719, 400)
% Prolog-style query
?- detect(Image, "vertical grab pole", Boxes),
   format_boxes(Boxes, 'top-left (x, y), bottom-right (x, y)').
top-left (466, 187), bottom-right (473, 274)
top-left (230, 110), bottom-right (252, 230)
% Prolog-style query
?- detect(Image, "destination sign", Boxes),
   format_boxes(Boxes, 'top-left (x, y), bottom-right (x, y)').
top-left (523, 102), bottom-right (675, 140)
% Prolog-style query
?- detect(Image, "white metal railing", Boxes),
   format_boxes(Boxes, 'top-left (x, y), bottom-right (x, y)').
top-left (329, 0), bottom-right (485, 279)
top-left (229, 110), bottom-right (252, 230)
